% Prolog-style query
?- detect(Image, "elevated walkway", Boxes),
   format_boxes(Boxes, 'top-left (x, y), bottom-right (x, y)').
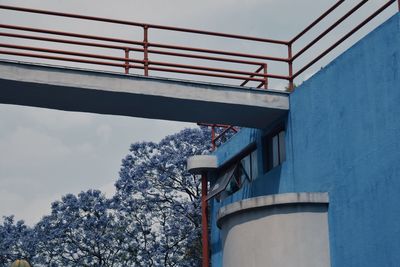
top-left (0, 60), bottom-right (289, 128)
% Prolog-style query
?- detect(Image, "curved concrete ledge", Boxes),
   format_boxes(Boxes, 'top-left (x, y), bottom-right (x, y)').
top-left (217, 192), bottom-right (329, 228)
top-left (187, 155), bottom-right (217, 174)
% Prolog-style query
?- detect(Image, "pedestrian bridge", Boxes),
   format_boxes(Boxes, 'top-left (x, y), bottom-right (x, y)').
top-left (1, 1), bottom-right (397, 128)
top-left (0, 60), bottom-right (289, 128)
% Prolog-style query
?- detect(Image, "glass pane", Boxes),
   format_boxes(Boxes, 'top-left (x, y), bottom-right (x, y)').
top-left (272, 135), bottom-right (279, 167)
top-left (251, 149), bottom-right (258, 179)
top-left (279, 131), bottom-right (286, 163)
top-left (207, 165), bottom-right (237, 200)
top-left (241, 155), bottom-right (251, 180)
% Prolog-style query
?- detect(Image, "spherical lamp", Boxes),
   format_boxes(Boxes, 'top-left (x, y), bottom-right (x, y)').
top-left (11, 259), bottom-right (31, 267)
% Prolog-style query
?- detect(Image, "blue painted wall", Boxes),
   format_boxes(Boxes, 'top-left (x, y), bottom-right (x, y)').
top-left (210, 13), bottom-right (400, 267)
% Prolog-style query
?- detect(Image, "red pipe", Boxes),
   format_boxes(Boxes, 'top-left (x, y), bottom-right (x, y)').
top-left (292, 0), bottom-right (369, 61)
top-left (290, 0), bottom-right (345, 44)
top-left (147, 66), bottom-right (265, 82)
top-left (124, 48), bottom-right (130, 74)
top-left (288, 44), bottom-right (294, 91)
top-left (149, 42), bottom-right (289, 62)
top-left (0, 4), bottom-right (288, 45)
top-left (149, 61), bottom-right (267, 78)
top-left (143, 25), bottom-right (149, 76)
top-left (0, 42), bottom-right (143, 64)
top-left (293, 0), bottom-right (396, 79)
top-left (0, 49), bottom-right (126, 68)
top-left (201, 173), bottom-right (209, 267)
top-left (0, 23), bottom-right (143, 46)
top-left (263, 63), bottom-right (268, 89)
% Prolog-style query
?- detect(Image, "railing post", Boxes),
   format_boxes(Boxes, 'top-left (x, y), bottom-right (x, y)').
top-left (143, 25), bottom-right (149, 76)
top-left (211, 125), bottom-right (216, 151)
top-left (288, 43), bottom-right (294, 91)
top-left (124, 48), bottom-right (130, 74)
top-left (263, 63), bottom-right (268, 89)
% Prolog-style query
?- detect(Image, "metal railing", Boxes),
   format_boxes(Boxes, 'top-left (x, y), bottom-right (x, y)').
top-left (0, 0), bottom-right (398, 91)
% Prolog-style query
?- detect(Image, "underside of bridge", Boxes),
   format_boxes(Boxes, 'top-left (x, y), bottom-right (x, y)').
top-left (0, 60), bottom-right (289, 129)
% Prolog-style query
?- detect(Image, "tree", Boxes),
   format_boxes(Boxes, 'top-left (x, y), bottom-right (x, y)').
top-left (112, 127), bottom-right (211, 266)
top-left (34, 190), bottom-right (136, 267)
top-left (0, 216), bottom-right (36, 267)
top-left (1, 126), bottom-right (220, 266)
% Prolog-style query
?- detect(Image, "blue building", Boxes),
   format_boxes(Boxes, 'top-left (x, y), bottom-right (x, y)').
top-left (205, 12), bottom-right (400, 267)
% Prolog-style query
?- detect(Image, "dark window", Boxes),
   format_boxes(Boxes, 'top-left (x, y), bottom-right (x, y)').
top-left (263, 129), bottom-right (286, 173)
top-left (208, 147), bottom-right (258, 201)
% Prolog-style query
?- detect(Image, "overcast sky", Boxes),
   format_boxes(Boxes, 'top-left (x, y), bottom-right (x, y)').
top-left (0, 0), bottom-right (397, 225)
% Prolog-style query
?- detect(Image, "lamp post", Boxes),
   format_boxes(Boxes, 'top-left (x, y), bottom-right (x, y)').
top-left (187, 155), bottom-right (217, 267)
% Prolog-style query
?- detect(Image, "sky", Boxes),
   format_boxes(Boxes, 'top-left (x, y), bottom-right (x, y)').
top-left (0, 0), bottom-right (397, 225)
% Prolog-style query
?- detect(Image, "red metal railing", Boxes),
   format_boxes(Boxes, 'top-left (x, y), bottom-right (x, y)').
top-left (197, 123), bottom-right (239, 151)
top-left (0, 1), bottom-right (398, 91)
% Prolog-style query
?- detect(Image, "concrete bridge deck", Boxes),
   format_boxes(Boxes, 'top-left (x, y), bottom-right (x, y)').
top-left (0, 60), bottom-right (289, 128)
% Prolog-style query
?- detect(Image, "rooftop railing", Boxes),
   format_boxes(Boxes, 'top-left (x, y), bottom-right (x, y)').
top-left (0, 0), bottom-right (398, 91)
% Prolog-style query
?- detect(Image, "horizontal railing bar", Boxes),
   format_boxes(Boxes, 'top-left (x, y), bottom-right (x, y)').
top-left (149, 42), bottom-right (289, 62)
top-left (0, 49), bottom-right (279, 83)
top-left (147, 49), bottom-right (265, 66)
top-left (0, 43), bottom-right (144, 64)
top-left (0, 24), bottom-right (287, 62)
top-left (293, 0), bottom-right (396, 79)
top-left (148, 60), bottom-right (267, 77)
top-left (0, 32), bottom-right (129, 51)
top-left (292, 0), bottom-right (369, 61)
top-left (0, 32), bottom-right (267, 66)
top-left (0, 49), bottom-right (126, 68)
top-left (0, 24), bottom-right (143, 46)
top-left (0, 5), bottom-right (288, 45)
top-left (147, 66), bottom-right (266, 82)
top-left (266, 73), bottom-right (290, 80)
top-left (0, 43), bottom-right (286, 81)
top-left (290, 0), bottom-right (345, 44)
top-left (240, 65), bottom-right (264, 86)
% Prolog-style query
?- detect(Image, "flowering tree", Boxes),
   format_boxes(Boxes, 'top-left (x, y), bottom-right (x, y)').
top-left (0, 216), bottom-right (36, 266)
top-left (34, 190), bottom-right (138, 266)
top-left (0, 127), bottom-right (219, 266)
top-left (113, 127), bottom-right (211, 266)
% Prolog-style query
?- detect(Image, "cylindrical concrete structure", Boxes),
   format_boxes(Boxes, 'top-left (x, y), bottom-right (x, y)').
top-left (217, 192), bottom-right (330, 267)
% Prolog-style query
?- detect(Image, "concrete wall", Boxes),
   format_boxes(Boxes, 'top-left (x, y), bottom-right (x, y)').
top-left (218, 193), bottom-right (330, 267)
top-left (211, 13), bottom-right (400, 267)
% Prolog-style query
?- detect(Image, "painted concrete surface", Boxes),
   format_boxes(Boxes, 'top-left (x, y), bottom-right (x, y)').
top-left (187, 155), bottom-right (218, 175)
top-left (0, 60), bottom-right (288, 128)
top-left (210, 13), bottom-right (400, 267)
top-left (221, 203), bottom-right (330, 267)
top-left (217, 192), bottom-right (328, 227)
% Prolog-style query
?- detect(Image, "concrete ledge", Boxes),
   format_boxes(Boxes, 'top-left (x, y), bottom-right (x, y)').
top-left (187, 155), bottom-right (218, 174)
top-left (217, 192), bottom-right (329, 228)
top-left (0, 60), bottom-right (289, 128)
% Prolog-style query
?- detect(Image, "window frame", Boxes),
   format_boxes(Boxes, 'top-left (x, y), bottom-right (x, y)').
top-left (262, 125), bottom-right (286, 173)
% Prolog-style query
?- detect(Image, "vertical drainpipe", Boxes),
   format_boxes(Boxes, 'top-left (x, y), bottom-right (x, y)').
top-left (187, 155), bottom-right (217, 267)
